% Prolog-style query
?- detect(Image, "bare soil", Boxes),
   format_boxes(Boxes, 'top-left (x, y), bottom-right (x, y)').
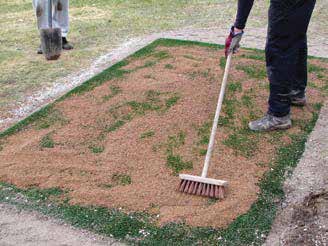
top-left (0, 45), bottom-right (327, 228)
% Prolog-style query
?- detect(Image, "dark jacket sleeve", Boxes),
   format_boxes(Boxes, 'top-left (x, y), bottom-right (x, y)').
top-left (234, 0), bottom-right (254, 29)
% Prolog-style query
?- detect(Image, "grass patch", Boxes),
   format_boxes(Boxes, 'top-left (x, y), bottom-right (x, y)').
top-left (199, 148), bottom-right (207, 156)
top-left (164, 64), bottom-right (174, 69)
top-left (112, 174), bottom-right (132, 186)
top-left (167, 131), bottom-right (186, 152)
top-left (40, 133), bottom-right (55, 148)
top-left (106, 120), bottom-right (126, 132)
top-left (218, 99), bottom-right (238, 126)
top-left (241, 52), bottom-right (265, 61)
top-left (197, 121), bottom-right (211, 145)
top-left (105, 90), bottom-right (180, 133)
top-left (219, 56), bottom-right (226, 69)
top-left (89, 145), bottom-right (105, 154)
top-left (34, 109), bottom-right (68, 130)
top-left (308, 64), bottom-right (326, 73)
top-left (167, 154), bottom-right (193, 175)
top-left (223, 129), bottom-right (259, 158)
top-left (153, 50), bottom-right (171, 60)
top-left (164, 131), bottom-right (192, 175)
top-left (165, 95), bottom-right (180, 109)
top-left (140, 131), bottom-right (155, 139)
top-left (242, 94), bottom-right (253, 108)
top-left (237, 64), bottom-right (267, 79)
top-left (102, 85), bottom-right (122, 101)
top-left (227, 81), bottom-right (242, 93)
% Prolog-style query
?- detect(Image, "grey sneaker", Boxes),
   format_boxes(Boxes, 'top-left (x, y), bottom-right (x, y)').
top-left (249, 113), bottom-right (291, 132)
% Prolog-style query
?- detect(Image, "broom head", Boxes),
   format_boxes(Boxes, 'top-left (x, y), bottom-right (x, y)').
top-left (178, 174), bottom-right (228, 199)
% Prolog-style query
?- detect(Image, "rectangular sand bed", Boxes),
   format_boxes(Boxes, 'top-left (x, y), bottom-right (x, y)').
top-left (0, 39), bottom-right (327, 244)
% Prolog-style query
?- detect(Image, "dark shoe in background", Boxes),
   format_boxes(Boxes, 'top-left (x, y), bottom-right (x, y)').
top-left (37, 45), bottom-right (43, 54)
top-left (62, 37), bottom-right (73, 50)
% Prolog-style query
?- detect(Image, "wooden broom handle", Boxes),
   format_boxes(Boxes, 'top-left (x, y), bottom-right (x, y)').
top-left (201, 53), bottom-right (232, 178)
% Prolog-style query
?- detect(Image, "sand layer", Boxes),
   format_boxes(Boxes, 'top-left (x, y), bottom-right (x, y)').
top-left (0, 44), bottom-right (327, 227)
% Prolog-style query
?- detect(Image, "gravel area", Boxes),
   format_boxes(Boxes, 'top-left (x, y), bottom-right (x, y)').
top-left (265, 102), bottom-right (328, 245)
top-left (0, 203), bottom-right (123, 246)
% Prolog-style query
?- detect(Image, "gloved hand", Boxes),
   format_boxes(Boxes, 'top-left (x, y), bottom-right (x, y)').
top-left (225, 26), bottom-right (244, 58)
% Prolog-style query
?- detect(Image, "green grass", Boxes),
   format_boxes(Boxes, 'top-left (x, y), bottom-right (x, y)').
top-left (242, 94), bottom-right (253, 108)
top-left (102, 85), bottom-right (122, 101)
top-left (106, 120), bottom-right (126, 132)
top-left (308, 64), bottom-right (326, 73)
top-left (89, 145), bottom-right (105, 154)
top-left (165, 95), bottom-right (180, 109)
top-left (166, 131), bottom-right (186, 152)
top-left (241, 52), bottom-right (265, 61)
top-left (34, 108), bottom-right (68, 130)
top-left (220, 56), bottom-right (226, 69)
top-left (223, 129), bottom-right (259, 158)
top-left (227, 81), bottom-right (242, 93)
top-left (166, 154), bottom-right (193, 175)
top-left (40, 133), bottom-right (55, 148)
top-left (237, 64), bottom-right (267, 79)
top-left (112, 174), bottom-right (132, 186)
top-left (164, 131), bottom-right (192, 175)
top-left (104, 90), bottom-right (180, 134)
top-left (164, 64), bottom-right (174, 69)
top-left (140, 131), bottom-right (155, 139)
top-left (197, 121), bottom-right (212, 145)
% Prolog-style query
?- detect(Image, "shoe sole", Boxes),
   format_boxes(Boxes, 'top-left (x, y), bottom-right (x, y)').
top-left (249, 122), bottom-right (292, 132)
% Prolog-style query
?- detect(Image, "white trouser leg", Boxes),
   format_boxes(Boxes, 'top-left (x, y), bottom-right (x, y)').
top-left (32, 0), bottom-right (49, 30)
top-left (53, 0), bottom-right (69, 37)
top-left (32, 0), bottom-right (69, 37)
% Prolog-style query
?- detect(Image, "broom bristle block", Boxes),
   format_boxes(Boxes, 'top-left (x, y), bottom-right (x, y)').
top-left (178, 179), bottom-right (226, 199)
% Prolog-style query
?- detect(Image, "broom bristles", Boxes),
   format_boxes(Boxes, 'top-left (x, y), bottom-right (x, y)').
top-left (178, 174), bottom-right (227, 199)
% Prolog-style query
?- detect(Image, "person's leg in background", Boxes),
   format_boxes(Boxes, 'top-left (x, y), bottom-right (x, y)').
top-left (249, 0), bottom-right (316, 131)
top-left (53, 0), bottom-right (73, 50)
top-left (32, 0), bottom-right (49, 54)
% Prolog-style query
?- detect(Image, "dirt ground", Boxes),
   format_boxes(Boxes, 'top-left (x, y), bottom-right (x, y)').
top-left (0, 45), bottom-right (327, 228)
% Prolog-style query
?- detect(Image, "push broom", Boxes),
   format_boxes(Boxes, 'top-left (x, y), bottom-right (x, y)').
top-left (178, 53), bottom-right (233, 199)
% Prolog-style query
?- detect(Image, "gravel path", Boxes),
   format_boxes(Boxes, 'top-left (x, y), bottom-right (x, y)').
top-left (265, 102), bottom-right (328, 245)
top-left (0, 203), bottom-right (123, 246)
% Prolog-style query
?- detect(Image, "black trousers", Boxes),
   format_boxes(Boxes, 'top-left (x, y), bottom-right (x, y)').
top-left (266, 0), bottom-right (316, 117)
